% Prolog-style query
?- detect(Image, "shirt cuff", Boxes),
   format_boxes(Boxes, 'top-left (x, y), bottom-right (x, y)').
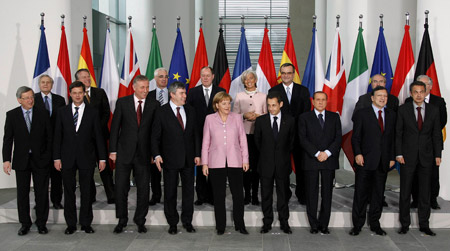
top-left (325, 150), bottom-right (332, 157)
top-left (99, 160), bottom-right (106, 163)
top-left (314, 151), bottom-right (320, 157)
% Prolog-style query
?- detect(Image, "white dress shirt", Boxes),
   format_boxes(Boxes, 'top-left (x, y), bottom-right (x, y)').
top-left (269, 112), bottom-right (281, 131)
top-left (313, 109), bottom-right (331, 157)
top-left (72, 102), bottom-right (85, 132)
top-left (133, 94), bottom-right (146, 113)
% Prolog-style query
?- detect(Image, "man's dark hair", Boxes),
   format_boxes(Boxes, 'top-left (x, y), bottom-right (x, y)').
top-left (279, 63), bottom-right (295, 73)
top-left (371, 86), bottom-right (388, 96)
top-left (69, 81), bottom-right (86, 92)
top-left (168, 81), bottom-right (186, 94)
top-left (133, 75), bottom-right (149, 85)
top-left (267, 91), bottom-right (282, 104)
top-left (74, 68), bottom-right (90, 80)
top-left (200, 66), bottom-right (214, 75)
top-left (313, 91), bottom-right (328, 100)
top-left (409, 81), bottom-right (426, 92)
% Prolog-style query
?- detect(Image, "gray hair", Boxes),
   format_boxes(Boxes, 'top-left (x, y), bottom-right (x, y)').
top-left (38, 74), bottom-right (54, 84)
top-left (133, 75), bottom-right (149, 85)
top-left (168, 81), bottom-right (185, 94)
top-left (241, 69), bottom-right (258, 84)
top-left (154, 67), bottom-right (168, 78)
top-left (16, 86), bottom-right (33, 99)
top-left (416, 75), bottom-right (433, 86)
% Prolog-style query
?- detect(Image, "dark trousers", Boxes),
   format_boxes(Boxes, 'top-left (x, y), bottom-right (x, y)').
top-left (150, 163), bottom-right (162, 201)
top-left (352, 165), bottom-right (387, 229)
top-left (115, 160), bottom-right (150, 226)
top-left (400, 163), bottom-right (432, 228)
top-left (195, 165), bottom-right (213, 203)
top-left (15, 158), bottom-right (49, 227)
top-left (304, 169), bottom-right (334, 229)
top-left (260, 175), bottom-right (290, 227)
top-left (61, 163), bottom-right (94, 227)
top-left (411, 161), bottom-right (440, 205)
top-left (209, 167), bottom-right (245, 231)
top-left (49, 166), bottom-right (63, 205)
top-left (163, 166), bottom-right (194, 226)
top-left (244, 134), bottom-right (260, 200)
top-left (90, 161), bottom-right (115, 201)
top-left (293, 145), bottom-right (306, 204)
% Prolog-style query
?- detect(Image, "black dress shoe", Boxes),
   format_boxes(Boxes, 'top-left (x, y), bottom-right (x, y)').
top-left (53, 203), bottom-right (64, 209)
top-left (281, 225), bottom-right (292, 234)
top-left (310, 228), bottom-right (319, 234)
top-left (217, 229), bottom-right (225, 235)
top-left (137, 225), bottom-right (147, 233)
top-left (370, 227), bottom-right (386, 236)
top-left (194, 200), bottom-right (204, 206)
top-left (38, 226), bottom-right (48, 234)
top-left (107, 198), bottom-right (115, 204)
top-left (113, 223), bottom-right (126, 234)
top-left (149, 198), bottom-right (160, 206)
top-left (183, 223), bottom-right (196, 233)
top-left (410, 201), bottom-right (418, 209)
top-left (398, 226), bottom-right (409, 234)
top-left (382, 200), bottom-right (388, 207)
top-left (65, 226), bottom-right (77, 235)
top-left (349, 227), bottom-right (361, 236)
top-left (168, 225), bottom-right (177, 235)
top-left (18, 226), bottom-right (30, 236)
top-left (244, 197), bottom-right (251, 205)
top-left (81, 226), bottom-right (95, 233)
top-left (236, 228), bottom-right (249, 235)
top-left (419, 227), bottom-right (436, 236)
top-left (320, 227), bottom-right (330, 234)
top-left (298, 200), bottom-right (306, 205)
top-left (260, 225), bottom-right (272, 234)
top-left (251, 199), bottom-right (260, 206)
top-left (431, 202), bottom-right (441, 210)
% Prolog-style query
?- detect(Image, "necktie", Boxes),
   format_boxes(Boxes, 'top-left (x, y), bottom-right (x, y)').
top-left (177, 107), bottom-right (184, 130)
top-left (73, 107), bottom-right (79, 128)
top-left (137, 100), bottom-right (143, 126)
top-left (273, 116), bottom-right (278, 140)
top-left (85, 90), bottom-right (91, 104)
top-left (158, 90), bottom-right (164, 105)
top-left (318, 113), bottom-right (324, 129)
top-left (286, 87), bottom-right (292, 104)
top-left (378, 110), bottom-right (384, 133)
top-left (44, 96), bottom-right (51, 115)
top-left (25, 110), bottom-right (31, 132)
top-left (417, 107), bottom-right (423, 131)
top-left (205, 88), bottom-right (210, 105)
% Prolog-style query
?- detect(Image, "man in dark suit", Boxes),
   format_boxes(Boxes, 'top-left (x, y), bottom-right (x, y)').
top-left (354, 74), bottom-right (399, 113)
top-left (147, 67), bottom-right (169, 206)
top-left (406, 75), bottom-right (447, 210)
top-left (299, 91), bottom-right (341, 234)
top-left (186, 66), bottom-right (225, 206)
top-left (3, 86), bottom-right (52, 236)
top-left (152, 81), bottom-right (201, 235)
top-left (109, 75), bottom-right (159, 234)
top-left (396, 81), bottom-right (443, 236)
top-left (269, 63), bottom-right (311, 205)
top-left (75, 69), bottom-right (114, 204)
top-left (349, 86), bottom-right (396, 236)
top-left (254, 91), bottom-right (295, 234)
top-left (53, 81), bottom-right (107, 235)
top-left (34, 75), bottom-right (66, 210)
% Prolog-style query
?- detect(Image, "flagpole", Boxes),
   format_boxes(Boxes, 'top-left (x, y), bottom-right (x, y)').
top-left (152, 16), bottom-right (156, 29)
top-left (61, 14), bottom-right (65, 27)
top-left (106, 16), bottom-right (110, 30)
top-left (83, 15), bottom-right (87, 28)
top-left (379, 14), bottom-right (383, 28)
top-left (199, 16), bottom-right (203, 29)
top-left (241, 15), bottom-right (245, 28)
top-left (287, 15), bottom-right (290, 28)
top-left (359, 14), bottom-right (363, 29)
top-left (313, 15), bottom-right (316, 29)
top-left (40, 12), bottom-right (45, 26)
top-left (177, 16), bottom-right (180, 29)
top-left (128, 16), bottom-right (132, 28)
top-left (425, 10), bottom-right (429, 26)
top-left (219, 17), bottom-right (223, 30)
top-left (336, 15), bottom-right (340, 28)
top-left (405, 12), bottom-right (410, 25)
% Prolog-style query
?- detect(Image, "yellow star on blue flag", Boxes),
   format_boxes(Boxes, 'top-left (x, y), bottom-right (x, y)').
top-left (168, 27), bottom-right (189, 89)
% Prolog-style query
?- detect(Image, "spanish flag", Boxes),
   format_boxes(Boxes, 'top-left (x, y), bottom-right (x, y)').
top-left (78, 27), bottom-right (97, 87)
top-left (277, 27), bottom-right (301, 84)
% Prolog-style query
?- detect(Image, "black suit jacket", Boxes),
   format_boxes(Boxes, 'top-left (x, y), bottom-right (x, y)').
top-left (405, 94), bottom-right (447, 129)
top-left (268, 83), bottom-right (311, 119)
top-left (254, 113), bottom-right (295, 178)
top-left (351, 106), bottom-right (396, 171)
top-left (109, 95), bottom-right (159, 165)
top-left (34, 92), bottom-right (66, 128)
top-left (151, 103), bottom-right (200, 170)
top-left (354, 93), bottom-right (399, 114)
top-left (186, 85), bottom-right (225, 136)
top-left (2, 107), bottom-right (52, 170)
top-left (53, 104), bottom-right (106, 169)
top-left (396, 102), bottom-right (443, 168)
top-left (298, 110), bottom-right (342, 170)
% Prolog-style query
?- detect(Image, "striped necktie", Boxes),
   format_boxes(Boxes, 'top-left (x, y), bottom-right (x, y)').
top-left (73, 107), bottom-right (79, 128)
top-left (25, 110), bottom-right (31, 132)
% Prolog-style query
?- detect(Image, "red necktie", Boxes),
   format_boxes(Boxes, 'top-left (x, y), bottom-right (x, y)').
top-left (177, 107), bottom-right (184, 130)
top-left (378, 110), bottom-right (384, 133)
top-left (137, 100), bottom-right (142, 126)
top-left (417, 107), bottom-right (423, 131)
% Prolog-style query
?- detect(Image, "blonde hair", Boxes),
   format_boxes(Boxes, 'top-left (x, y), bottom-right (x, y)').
top-left (212, 91), bottom-right (232, 112)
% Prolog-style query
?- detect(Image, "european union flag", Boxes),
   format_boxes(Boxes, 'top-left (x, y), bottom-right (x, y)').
top-left (369, 26), bottom-right (393, 93)
top-left (168, 27), bottom-right (189, 89)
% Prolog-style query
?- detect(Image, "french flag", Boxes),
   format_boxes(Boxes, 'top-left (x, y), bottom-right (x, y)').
top-left (229, 27), bottom-right (252, 100)
top-left (31, 24), bottom-right (51, 93)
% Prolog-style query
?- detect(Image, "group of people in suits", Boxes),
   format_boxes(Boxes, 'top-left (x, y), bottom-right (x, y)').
top-left (2, 62), bottom-right (445, 237)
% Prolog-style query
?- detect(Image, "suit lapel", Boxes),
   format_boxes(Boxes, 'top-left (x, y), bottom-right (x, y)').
top-left (66, 105), bottom-right (77, 132)
top-left (368, 108), bottom-right (382, 132)
top-left (407, 103), bottom-right (419, 131)
top-left (16, 108), bottom-right (30, 135)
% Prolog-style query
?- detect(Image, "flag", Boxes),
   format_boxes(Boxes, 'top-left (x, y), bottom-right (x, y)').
top-left (324, 28), bottom-right (346, 114)
top-left (391, 25), bottom-right (415, 105)
top-left (213, 27), bottom-right (231, 92)
top-left (277, 27), bottom-right (301, 84)
top-left (168, 27), bottom-right (189, 88)
top-left (302, 27), bottom-right (325, 99)
top-left (78, 27), bottom-right (96, 87)
top-left (31, 24), bottom-right (51, 93)
top-left (99, 28), bottom-right (120, 114)
top-left (255, 28), bottom-right (277, 94)
top-left (229, 27), bottom-right (252, 100)
top-left (189, 27), bottom-right (208, 90)
top-left (341, 27), bottom-right (370, 167)
top-left (369, 26), bottom-right (393, 93)
top-left (53, 24), bottom-right (71, 101)
top-left (119, 27), bottom-right (141, 98)
top-left (145, 27), bottom-right (163, 92)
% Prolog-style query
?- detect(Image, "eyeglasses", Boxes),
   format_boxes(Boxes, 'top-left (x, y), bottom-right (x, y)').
top-left (280, 72), bottom-right (294, 75)
top-left (158, 75), bottom-right (169, 79)
top-left (20, 96), bottom-right (34, 101)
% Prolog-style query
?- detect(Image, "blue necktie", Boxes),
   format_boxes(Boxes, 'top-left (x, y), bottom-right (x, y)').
top-left (318, 113), bottom-right (324, 129)
top-left (44, 96), bottom-right (51, 115)
top-left (73, 107), bottom-right (79, 128)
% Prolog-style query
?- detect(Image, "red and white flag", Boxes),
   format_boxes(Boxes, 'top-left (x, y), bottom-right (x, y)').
top-left (99, 28), bottom-right (120, 114)
top-left (324, 28), bottom-right (346, 114)
top-left (189, 27), bottom-right (208, 90)
top-left (53, 24), bottom-right (71, 101)
top-left (391, 25), bottom-right (415, 105)
top-left (119, 27), bottom-right (141, 98)
top-left (256, 28), bottom-right (277, 94)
